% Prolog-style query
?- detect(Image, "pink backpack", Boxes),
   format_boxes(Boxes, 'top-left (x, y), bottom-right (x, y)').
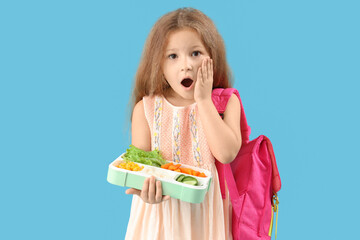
top-left (212, 88), bottom-right (282, 240)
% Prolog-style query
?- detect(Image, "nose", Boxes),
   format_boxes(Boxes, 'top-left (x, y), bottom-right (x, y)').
top-left (181, 56), bottom-right (193, 71)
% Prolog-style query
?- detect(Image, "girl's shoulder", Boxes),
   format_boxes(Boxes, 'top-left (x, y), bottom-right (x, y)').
top-left (218, 92), bottom-right (241, 113)
top-left (133, 99), bottom-right (145, 120)
top-left (226, 93), bottom-right (241, 109)
top-left (222, 93), bottom-right (241, 121)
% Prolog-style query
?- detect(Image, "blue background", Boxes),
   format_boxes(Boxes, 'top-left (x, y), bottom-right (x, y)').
top-left (1, 0), bottom-right (359, 239)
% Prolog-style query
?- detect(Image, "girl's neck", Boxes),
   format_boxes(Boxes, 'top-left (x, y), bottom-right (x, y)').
top-left (163, 89), bottom-right (196, 107)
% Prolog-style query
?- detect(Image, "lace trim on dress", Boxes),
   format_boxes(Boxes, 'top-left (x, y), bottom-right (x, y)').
top-left (172, 109), bottom-right (181, 163)
top-left (190, 106), bottom-right (202, 166)
top-left (153, 96), bottom-right (162, 150)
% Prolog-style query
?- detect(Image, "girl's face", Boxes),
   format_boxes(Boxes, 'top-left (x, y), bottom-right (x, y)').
top-left (162, 28), bottom-right (210, 102)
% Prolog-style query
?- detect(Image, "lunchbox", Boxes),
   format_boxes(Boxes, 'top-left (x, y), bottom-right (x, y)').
top-left (107, 154), bottom-right (212, 204)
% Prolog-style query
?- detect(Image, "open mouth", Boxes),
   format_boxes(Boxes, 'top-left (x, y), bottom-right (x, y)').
top-left (181, 78), bottom-right (194, 88)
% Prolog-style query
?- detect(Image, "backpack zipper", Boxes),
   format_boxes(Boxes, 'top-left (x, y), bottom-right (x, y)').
top-left (268, 192), bottom-right (279, 239)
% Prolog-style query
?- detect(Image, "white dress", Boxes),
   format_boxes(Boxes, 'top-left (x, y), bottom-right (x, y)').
top-left (125, 95), bottom-right (232, 240)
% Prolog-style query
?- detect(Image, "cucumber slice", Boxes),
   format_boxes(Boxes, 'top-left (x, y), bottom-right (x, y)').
top-left (175, 175), bottom-right (198, 185)
top-left (176, 174), bottom-right (185, 182)
top-left (181, 176), bottom-right (198, 186)
top-left (182, 176), bottom-right (197, 181)
top-left (182, 180), bottom-right (198, 186)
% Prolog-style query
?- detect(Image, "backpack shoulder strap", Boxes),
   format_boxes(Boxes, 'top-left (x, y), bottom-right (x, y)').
top-left (212, 88), bottom-right (251, 143)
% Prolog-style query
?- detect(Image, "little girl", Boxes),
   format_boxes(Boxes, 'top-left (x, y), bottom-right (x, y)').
top-left (125, 7), bottom-right (242, 240)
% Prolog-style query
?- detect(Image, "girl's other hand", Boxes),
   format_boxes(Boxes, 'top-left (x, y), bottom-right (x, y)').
top-left (194, 57), bottom-right (213, 103)
top-left (125, 176), bottom-right (170, 204)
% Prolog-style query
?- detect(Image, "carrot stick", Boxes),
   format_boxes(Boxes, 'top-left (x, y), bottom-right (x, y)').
top-left (161, 163), bottom-right (172, 169)
top-left (168, 164), bottom-right (177, 171)
top-left (181, 168), bottom-right (192, 175)
top-left (173, 164), bottom-right (181, 169)
top-left (199, 172), bottom-right (207, 178)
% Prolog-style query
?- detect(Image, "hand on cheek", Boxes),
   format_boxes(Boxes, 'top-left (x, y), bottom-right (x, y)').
top-left (194, 57), bottom-right (213, 103)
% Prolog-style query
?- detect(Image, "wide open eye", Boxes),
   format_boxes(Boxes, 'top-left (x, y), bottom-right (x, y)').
top-left (191, 51), bottom-right (201, 57)
top-left (168, 54), bottom-right (177, 59)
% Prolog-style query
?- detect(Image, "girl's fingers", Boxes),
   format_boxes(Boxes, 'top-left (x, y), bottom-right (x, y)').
top-left (137, 176), bottom-right (170, 204)
top-left (202, 58), bottom-right (208, 80)
top-left (148, 176), bottom-right (156, 202)
top-left (140, 177), bottom-right (150, 200)
top-left (125, 188), bottom-right (141, 196)
top-left (162, 195), bottom-right (170, 201)
top-left (155, 180), bottom-right (163, 202)
top-left (206, 58), bottom-right (212, 79)
top-left (197, 67), bottom-right (202, 82)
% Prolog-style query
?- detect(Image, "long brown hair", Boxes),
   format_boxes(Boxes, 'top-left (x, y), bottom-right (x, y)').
top-left (131, 7), bottom-right (233, 112)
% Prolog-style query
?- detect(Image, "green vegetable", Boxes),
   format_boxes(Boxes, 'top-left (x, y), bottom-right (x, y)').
top-left (176, 174), bottom-right (185, 182)
top-left (123, 145), bottom-right (167, 167)
top-left (182, 176), bottom-right (198, 186)
top-left (175, 174), bottom-right (198, 186)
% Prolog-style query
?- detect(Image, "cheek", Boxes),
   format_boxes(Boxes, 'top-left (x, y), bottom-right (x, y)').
top-left (194, 58), bottom-right (205, 70)
top-left (162, 63), bottom-right (170, 77)
top-left (162, 64), bottom-right (177, 81)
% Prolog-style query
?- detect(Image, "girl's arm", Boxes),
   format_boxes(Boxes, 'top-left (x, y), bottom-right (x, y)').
top-left (131, 100), bottom-right (151, 151)
top-left (126, 100), bottom-right (170, 203)
top-left (195, 58), bottom-right (242, 164)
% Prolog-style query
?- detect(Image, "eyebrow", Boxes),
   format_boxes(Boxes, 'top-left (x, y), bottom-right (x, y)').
top-left (165, 45), bottom-right (204, 52)
top-left (165, 48), bottom-right (178, 52)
